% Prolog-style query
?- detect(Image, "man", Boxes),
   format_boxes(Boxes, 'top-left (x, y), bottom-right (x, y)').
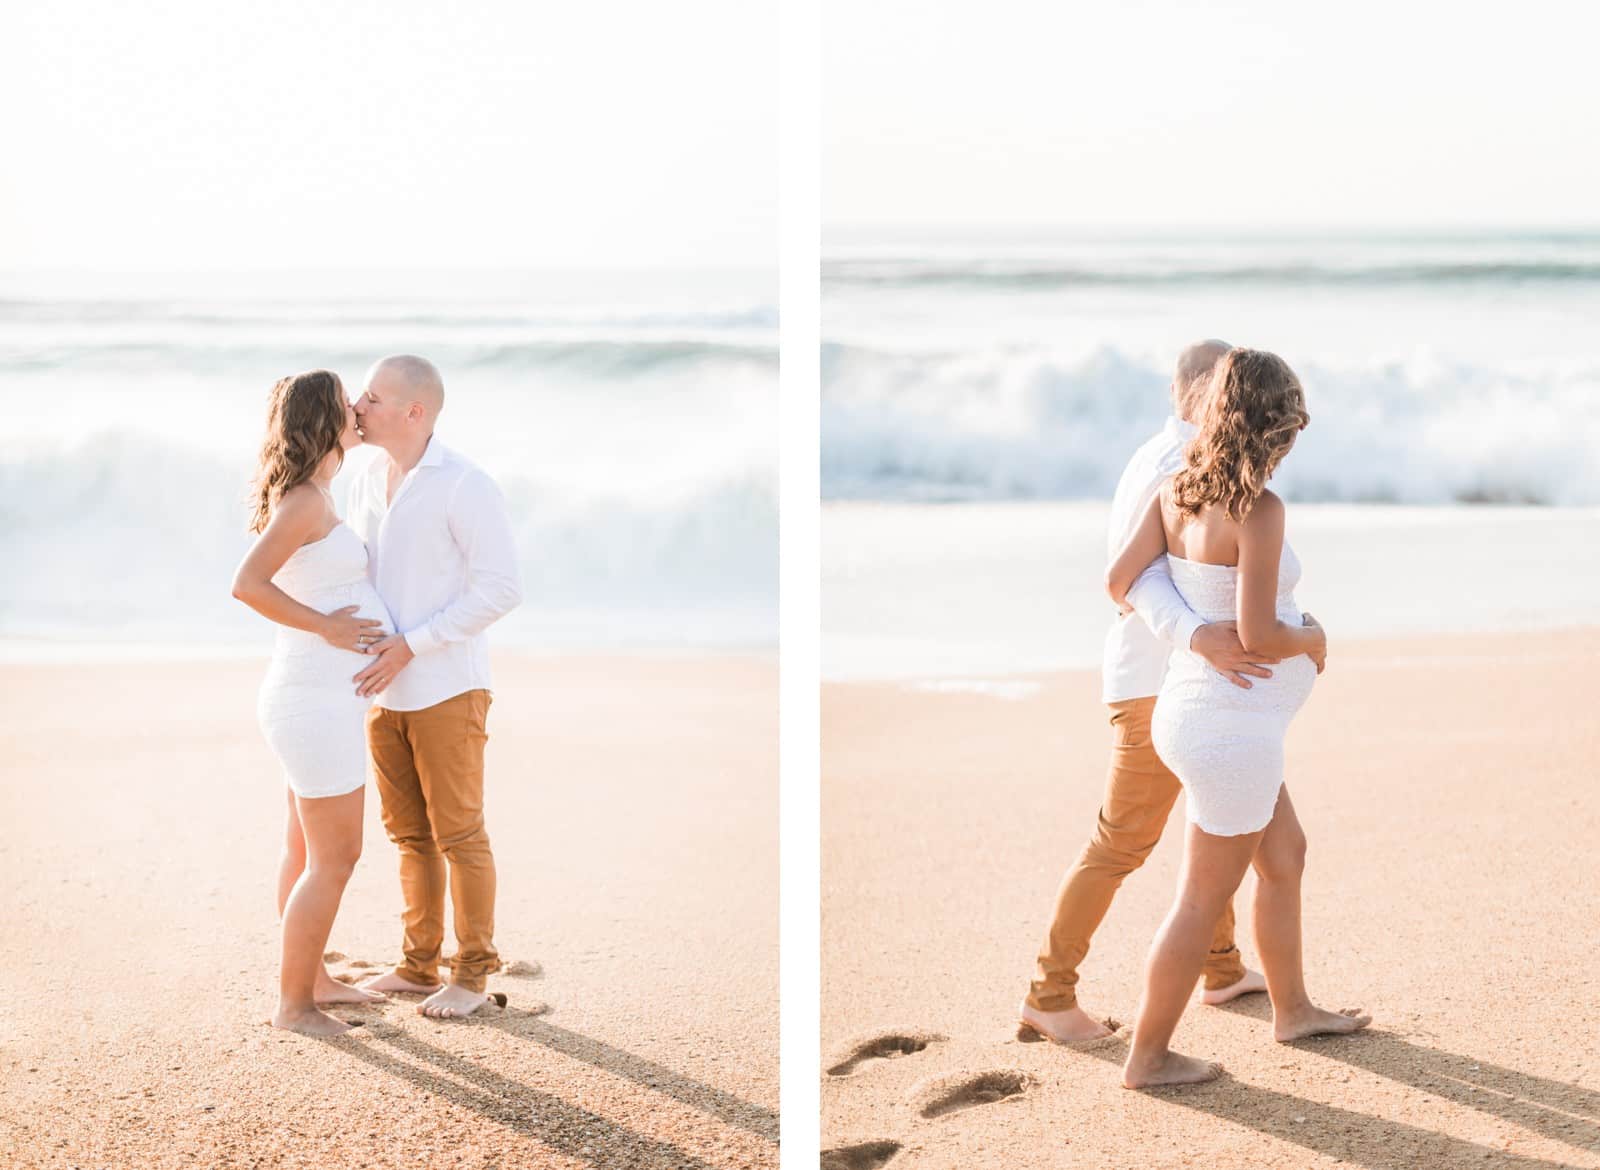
top-left (1019, 339), bottom-right (1317, 1043)
top-left (347, 355), bottom-right (523, 1020)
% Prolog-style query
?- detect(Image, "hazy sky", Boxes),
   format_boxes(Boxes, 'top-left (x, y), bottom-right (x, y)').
top-left (826, 0), bottom-right (1600, 230)
top-left (1, 1), bottom-right (775, 272)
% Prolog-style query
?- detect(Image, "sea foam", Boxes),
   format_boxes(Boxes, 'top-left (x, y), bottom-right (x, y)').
top-left (822, 343), bottom-right (1600, 505)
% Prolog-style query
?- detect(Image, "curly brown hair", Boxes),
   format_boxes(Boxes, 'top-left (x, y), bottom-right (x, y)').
top-left (247, 370), bottom-right (347, 533)
top-left (1170, 348), bottom-right (1308, 523)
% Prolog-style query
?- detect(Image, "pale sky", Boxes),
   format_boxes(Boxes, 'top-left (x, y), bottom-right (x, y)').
top-left (826, 0), bottom-right (1600, 230)
top-left (1, 1), bottom-right (775, 272)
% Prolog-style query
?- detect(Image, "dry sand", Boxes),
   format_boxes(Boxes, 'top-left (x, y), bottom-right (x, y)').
top-left (0, 653), bottom-right (776, 1169)
top-left (823, 629), bottom-right (1600, 1169)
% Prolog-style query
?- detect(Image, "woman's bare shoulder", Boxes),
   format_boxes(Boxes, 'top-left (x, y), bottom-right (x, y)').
top-left (266, 483), bottom-right (331, 532)
top-left (1248, 489), bottom-right (1285, 521)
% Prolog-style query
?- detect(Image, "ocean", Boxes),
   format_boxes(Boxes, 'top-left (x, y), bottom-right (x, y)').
top-left (823, 228), bottom-right (1600, 505)
top-left (821, 228), bottom-right (1600, 678)
top-left (0, 268), bottom-right (776, 657)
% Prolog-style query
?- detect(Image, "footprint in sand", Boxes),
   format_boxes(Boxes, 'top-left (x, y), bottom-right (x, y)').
top-left (826, 1032), bottom-right (945, 1077)
top-left (909, 1070), bottom-right (1032, 1119)
top-left (820, 1140), bottom-right (902, 1170)
top-left (501, 959), bottom-right (542, 977)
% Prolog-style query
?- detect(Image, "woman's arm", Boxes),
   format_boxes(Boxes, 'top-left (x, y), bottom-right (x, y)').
top-left (1105, 492), bottom-right (1168, 611)
top-left (230, 486), bottom-right (380, 652)
top-left (1235, 491), bottom-right (1323, 659)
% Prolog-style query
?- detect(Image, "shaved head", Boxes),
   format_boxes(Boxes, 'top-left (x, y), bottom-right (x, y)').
top-left (1172, 339), bottom-right (1232, 421)
top-left (368, 354), bottom-right (444, 418)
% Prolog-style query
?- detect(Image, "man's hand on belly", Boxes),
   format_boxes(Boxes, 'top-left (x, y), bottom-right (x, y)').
top-left (1191, 621), bottom-right (1279, 690)
top-left (353, 634), bottom-right (416, 697)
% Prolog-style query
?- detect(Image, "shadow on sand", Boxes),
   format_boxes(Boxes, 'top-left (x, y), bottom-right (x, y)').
top-left (1084, 1007), bottom-right (1598, 1170)
top-left (323, 1009), bottom-right (777, 1170)
top-left (493, 1010), bottom-right (779, 1142)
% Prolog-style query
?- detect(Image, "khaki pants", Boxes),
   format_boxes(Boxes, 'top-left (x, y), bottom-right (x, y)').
top-left (1027, 695), bottom-right (1244, 1012)
top-left (367, 689), bottom-right (499, 993)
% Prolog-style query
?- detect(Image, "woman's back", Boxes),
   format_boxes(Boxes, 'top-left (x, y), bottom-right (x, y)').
top-left (1160, 487), bottom-right (1242, 568)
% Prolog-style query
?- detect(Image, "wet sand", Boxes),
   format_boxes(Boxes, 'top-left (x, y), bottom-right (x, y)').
top-left (822, 629), bottom-right (1600, 1169)
top-left (0, 653), bottom-right (777, 1169)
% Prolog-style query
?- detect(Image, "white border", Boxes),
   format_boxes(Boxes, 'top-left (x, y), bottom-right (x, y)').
top-left (778, 0), bottom-right (821, 1162)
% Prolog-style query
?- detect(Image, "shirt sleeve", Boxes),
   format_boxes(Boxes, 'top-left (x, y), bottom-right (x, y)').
top-left (401, 469), bottom-right (524, 656)
top-left (1124, 556), bottom-right (1205, 652)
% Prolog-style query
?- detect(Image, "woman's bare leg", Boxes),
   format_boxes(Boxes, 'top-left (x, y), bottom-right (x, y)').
top-left (1252, 787), bottom-right (1371, 1042)
top-left (276, 785), bottom-right (306, 919)
top-left (1124, 823), bottom-right (1261, 1088)
top-left (278, 786), bottom-right (385, 1005)
top-left (273, 787), bottom-right (366, 1036)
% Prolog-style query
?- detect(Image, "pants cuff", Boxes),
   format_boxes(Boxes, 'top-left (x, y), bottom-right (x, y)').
top-left (1025, 987), bottom-right (1077, 1013)
top-left (397, 963), bottom-right (440, 988)
top-left (448, 956), bottom-right (501, 994)
top-left (1202, 947), bottom-right (1246, 990)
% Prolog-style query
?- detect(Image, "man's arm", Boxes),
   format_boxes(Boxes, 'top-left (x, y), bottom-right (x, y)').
top-left (355, 469), bottom-right (522, 696)
top-left (1125, 556), bottom-right (1279, 691)
top-left (403, 469), bottom-right (522, 655)
top-left (1125, 556), bottom-right (1204, 652)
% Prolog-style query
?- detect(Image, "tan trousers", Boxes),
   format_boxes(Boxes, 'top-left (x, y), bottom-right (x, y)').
top-left (367, 689), bottom-right (499, 993)
top-left (1027, 695), bottom-right (1244, 1012)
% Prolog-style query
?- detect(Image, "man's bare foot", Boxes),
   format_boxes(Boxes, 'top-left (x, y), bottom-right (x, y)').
top-left (419, 983), bottom-right (491, 1019)
top-left (358, 971), bottom-right (443, 996)
top-left (1122, 1049), bottom-right (1224, 1089)
top-left (1016, 1001), bottom-right (1116, 1044)
top-left (315, 968), bottom-right (388, 1005)
top-left (271, 1005), bottom-right (359, 1037)
top-left (1274, 1005), bottom-right (1372, 1043)
top-left (1200, 968), bottom-right (1268, 1006)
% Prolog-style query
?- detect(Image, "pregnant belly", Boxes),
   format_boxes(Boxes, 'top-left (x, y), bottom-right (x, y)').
top-left (272, 584), bottom-right (391, 654)
top-left (264, 584), bottom-right (391, 690)
top-left (1160, 651), bottom-right (1318, 718)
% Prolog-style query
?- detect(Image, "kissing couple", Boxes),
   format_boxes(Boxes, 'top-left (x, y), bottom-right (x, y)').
top-left (232, 356), bottom-right (522, 1035)
top-left (1020, 340), bottom-right (1371, 1087)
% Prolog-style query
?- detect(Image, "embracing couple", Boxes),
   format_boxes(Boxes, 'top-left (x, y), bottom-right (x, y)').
top-left (231, 356), bottom-right (522, 1036)
top-left (1019, 341), bottom-right (1371, 1088)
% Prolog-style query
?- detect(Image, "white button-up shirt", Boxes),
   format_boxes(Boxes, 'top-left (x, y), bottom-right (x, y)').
top-left (1101, 416), bottom-right (1207, 703)
top-left (347, 436), bottom-right (523, 712)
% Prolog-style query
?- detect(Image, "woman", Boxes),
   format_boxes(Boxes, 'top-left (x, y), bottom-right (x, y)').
top-left (231, 370), bottom-right (393, 1036)
top-left (1106, 347), bottom-right (1369, 1088)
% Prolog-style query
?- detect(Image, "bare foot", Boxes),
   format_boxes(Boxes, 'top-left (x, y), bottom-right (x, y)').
top-left (359, 971), bottom-right (443, 996)
top-left (1122, 1049), bottom-right (1224, 1089)
top-left (1274, 1005), bottom-right (1371, 1043)
top-left (419, 983), bottom-right (494, 1019)
top-left (1200, 968), bottom-right (1268, 1006)
top-left (1016, 1001), bottom-right (1116, 1044)
top-left (315, 968), bottom-right (388, 1005)
top-left (272, 1005), bottom-right (359, 1037)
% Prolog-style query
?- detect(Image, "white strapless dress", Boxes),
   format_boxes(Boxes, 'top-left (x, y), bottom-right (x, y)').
top-left (257, 523), bottom-right (394, 799)
top-left (1151, 543), bottom-right (1317, 837)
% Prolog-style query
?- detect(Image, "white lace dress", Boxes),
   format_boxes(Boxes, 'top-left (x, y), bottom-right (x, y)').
top-left (1151, 543), bottom-right (1317, 836)
top-left (256, 524), bottom-right (394, 799)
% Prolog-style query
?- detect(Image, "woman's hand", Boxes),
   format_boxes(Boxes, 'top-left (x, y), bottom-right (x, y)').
top-left (318, 605), bottom-right (384, 653)
top-left (1301, 611), bottom-right (1327, 674)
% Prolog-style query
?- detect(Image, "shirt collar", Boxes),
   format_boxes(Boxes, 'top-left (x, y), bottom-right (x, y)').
top-left (416, 434), bottom-right (445, 469)
top-left (365, 434), bottom-right (446, 489)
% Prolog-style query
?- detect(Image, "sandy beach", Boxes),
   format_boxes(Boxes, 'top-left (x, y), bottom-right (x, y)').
top-left (0, 653), bottom-right (777, 1170)
top-left (822, 628), bottom-right (1600, 1169)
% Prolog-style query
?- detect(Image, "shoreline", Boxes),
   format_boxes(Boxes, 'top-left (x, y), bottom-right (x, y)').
top-left (0, 640), bottom-right (778, 666)
top-left (823, 624), bottom-right (1600, 688)
top-left (822, 501), bottom-right (1600, 681)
